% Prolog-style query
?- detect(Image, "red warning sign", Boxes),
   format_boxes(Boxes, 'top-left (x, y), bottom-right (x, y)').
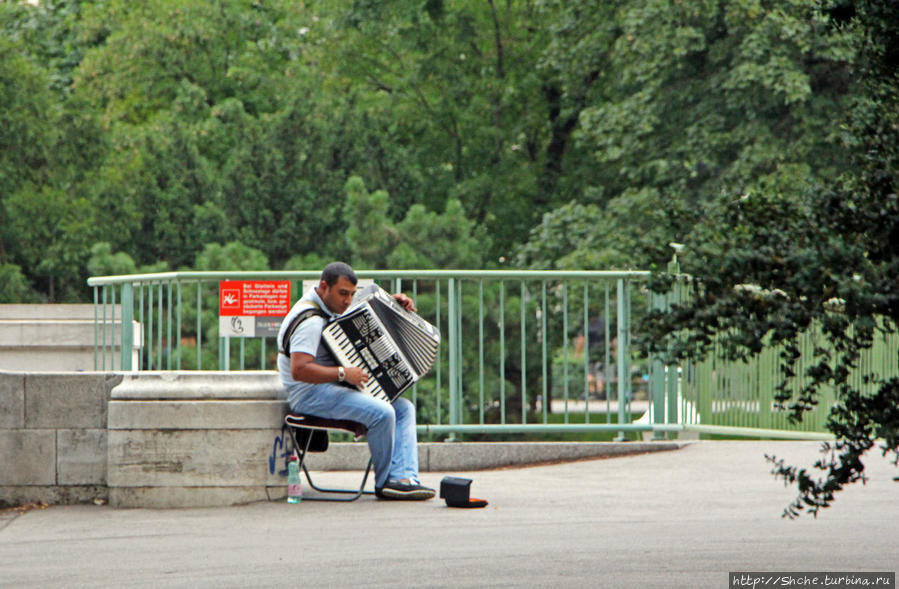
top-left (218, 281), bottom-right (290, 317)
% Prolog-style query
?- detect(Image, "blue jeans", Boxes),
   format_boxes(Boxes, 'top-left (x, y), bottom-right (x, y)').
top-left (290, 383), bottom-right (420, 489)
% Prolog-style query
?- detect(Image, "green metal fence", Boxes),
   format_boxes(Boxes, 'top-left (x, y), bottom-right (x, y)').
top-left (88, 269), bottom-right (897, 440)
top-left (681, 322), bottom-right (899, 436)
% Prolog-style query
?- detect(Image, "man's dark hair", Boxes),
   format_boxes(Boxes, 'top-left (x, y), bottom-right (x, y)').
top-left (321, 262), bottom-right (357, 286)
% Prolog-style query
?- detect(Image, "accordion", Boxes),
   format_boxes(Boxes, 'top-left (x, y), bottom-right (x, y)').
top-left (322, 285), bottom-right (440, 402)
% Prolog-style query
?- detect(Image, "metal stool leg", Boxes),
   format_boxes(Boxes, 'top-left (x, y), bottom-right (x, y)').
top-left (301, 458), bottom-right (374, 501)
top-left (286, 425), bottom-right (375, 502)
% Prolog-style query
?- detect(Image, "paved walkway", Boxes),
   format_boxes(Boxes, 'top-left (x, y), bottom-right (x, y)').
top-left (2, 441), bottom-right (897, 588)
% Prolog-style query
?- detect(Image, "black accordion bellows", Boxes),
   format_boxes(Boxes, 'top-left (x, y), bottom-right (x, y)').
top-left (321, 285), bottom-right (440, 402)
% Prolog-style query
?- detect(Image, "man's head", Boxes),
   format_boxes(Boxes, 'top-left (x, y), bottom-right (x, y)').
top-left (317, 262), bottom-right (357, 314)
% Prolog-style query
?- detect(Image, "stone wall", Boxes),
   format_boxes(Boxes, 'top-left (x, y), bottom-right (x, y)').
top-left (0, 370), bottom-right (376, 508)
top-left (0, 304), bottom-right (140, 372)
top-left (1, 370), bottom-right (682, 509)
top-left (0, 371), bottom-right (120, 507)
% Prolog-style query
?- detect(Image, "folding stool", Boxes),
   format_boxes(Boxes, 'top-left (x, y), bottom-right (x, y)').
top-left (284, 412), bottom-right (375, 501)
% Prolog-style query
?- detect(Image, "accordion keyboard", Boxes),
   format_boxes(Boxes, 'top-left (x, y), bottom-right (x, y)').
top-left (324, 326), bottom-right (395, 402)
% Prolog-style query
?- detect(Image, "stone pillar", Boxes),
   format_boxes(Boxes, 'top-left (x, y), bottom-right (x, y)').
top-left (107, 371), bottom-right (290, 508)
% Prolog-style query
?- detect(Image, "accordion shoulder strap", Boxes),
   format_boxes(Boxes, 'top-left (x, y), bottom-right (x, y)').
top-left (279, 302), bottom-right (326, 357)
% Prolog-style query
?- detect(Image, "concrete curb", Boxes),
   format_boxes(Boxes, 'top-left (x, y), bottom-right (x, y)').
top-left (108, 441), bottom-right (690, 508)
top-left (302, 440), bottom-right (689, 471)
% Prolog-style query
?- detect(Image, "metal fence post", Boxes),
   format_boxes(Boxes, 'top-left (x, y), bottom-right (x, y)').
top-left (93, 287), bottom-right (99, 370)
top-left (650, 291), bottom-right (667, 439)
top-left (435, 280), bottom-right (441, 425)
top-left (499, 281), bottom-right (506, 424)
top-left (615, 279), bottom-right (630, 441)
top-left (120, 283), bottom-right (134, 371)
top-left (666, 256), bottom-right (682, 438)
top-left (101, 287), bottom-right (108, 371)
top-left (448, 278), bottom-right (458, 432)
top-left (520, 280), bottom-right (527, 424)
top-left (456, 278), bottom-right (464, 426)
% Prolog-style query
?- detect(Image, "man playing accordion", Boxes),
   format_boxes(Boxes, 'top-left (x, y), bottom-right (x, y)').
top-left (277, 262), bottom-right (436, 500)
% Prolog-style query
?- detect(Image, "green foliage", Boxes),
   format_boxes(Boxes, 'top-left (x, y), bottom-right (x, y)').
top-left (66, 0), bottom-right (334, 270)
top-left (641, 0), bottom-right (899, 517)
top-left (525, 0), bottom-right (860, 268)
top-left (344, 176), bottom-right (397, 268)
top-left (7, 184), bottom-right (97, 301)
top-left (194, 242), bottom-right (269, 272)
top-left (317, 0), bottom-right (586, 253)
top-left (0, 12), bottom-right (108, 301)
top-left (6, 0), bottom-right (875, 300)
top-left (0, 264), bottom-right (39, 303)
top-left (282, 253), bottom-right (328, 272)
top-left (0, 35), bottom-right (57, 263)
top-left (87, 242), bottom-right (138, 277)
top-left (342, 176), bottom-right (490, 269)
top-left (389, 199), bottom-right (490, 269)
top-left (74, 0), bottom-right (294, 125)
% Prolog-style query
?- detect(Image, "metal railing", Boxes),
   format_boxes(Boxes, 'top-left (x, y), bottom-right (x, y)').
top-left (681, 321), bottom-right (899, 436)
top-left (89, 269), bottom-right (896, 440)
top-left (88, 269), bottom-right (675, 439)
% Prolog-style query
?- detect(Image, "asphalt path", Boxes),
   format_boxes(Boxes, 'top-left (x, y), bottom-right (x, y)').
top-left (2, 441), bottom-right (897, 588)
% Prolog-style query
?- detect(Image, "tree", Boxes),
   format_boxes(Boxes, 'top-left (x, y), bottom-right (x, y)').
top-left (73, 0), bottom-right (295, 126)
top-left (3, 0), bottom-right (102, 96)
top-left (86, 242), bottom-right (138, 277)
top-left (0, 264), bottom-right (39, 304)
top-left (389, 199), bottom-right (491, 270)
top-left (641, 0), bottom-right (898, 517)
top-left (70, 0), bottom-right (306, 269)
top-left (527, 0), bottom-right (859, 269)
top-left (1, 3), bottom-right (109, 300)
top-left (0, 34), bottom-right (57, 264)
top-left (343, 175), bottom-right (397, 268)
top-left (318, 0), bottom-right (607, 258)
top-left (6, 184), bottom-right (97, 301)
top-left (340, 175), bottom-right (491, 270)
top-left (516, 193), bottom-right (673, 271)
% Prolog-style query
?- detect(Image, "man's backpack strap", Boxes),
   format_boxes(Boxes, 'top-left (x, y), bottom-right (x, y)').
top-left (279, 302), bottom-right (326, 358)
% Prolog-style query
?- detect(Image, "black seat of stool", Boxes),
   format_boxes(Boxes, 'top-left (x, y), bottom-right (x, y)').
top-left (285, 413), bottom-right (367, 452)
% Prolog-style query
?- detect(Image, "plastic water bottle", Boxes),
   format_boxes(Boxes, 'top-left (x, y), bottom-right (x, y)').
top-left (287, 456), bottom-right (302, 504)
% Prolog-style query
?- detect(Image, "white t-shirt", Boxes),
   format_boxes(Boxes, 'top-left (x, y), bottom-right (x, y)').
top-left (276, 287), bottom-right (338, 406)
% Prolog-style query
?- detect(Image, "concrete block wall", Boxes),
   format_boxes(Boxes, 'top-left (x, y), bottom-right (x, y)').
top-left (0, 371), bottom-right (121, 507)
top-left (0, 370), bottom-right (375, 509)
top-left (107, 371), bottom-right (291, 508)
top-left (0, 304), bottom-right (139, 372)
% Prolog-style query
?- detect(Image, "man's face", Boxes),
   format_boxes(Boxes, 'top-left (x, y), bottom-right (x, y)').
top-left (318, 276), bottom-right (356, 315)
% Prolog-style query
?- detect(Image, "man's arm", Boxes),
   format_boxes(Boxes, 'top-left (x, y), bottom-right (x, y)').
top-left (290, 352), bottom-right (369, 387)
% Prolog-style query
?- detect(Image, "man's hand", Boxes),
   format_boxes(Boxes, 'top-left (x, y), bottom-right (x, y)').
top-left (344, 366), bottom-right (370, 387)
top-left (392, 293), bottom-right (417, 312)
